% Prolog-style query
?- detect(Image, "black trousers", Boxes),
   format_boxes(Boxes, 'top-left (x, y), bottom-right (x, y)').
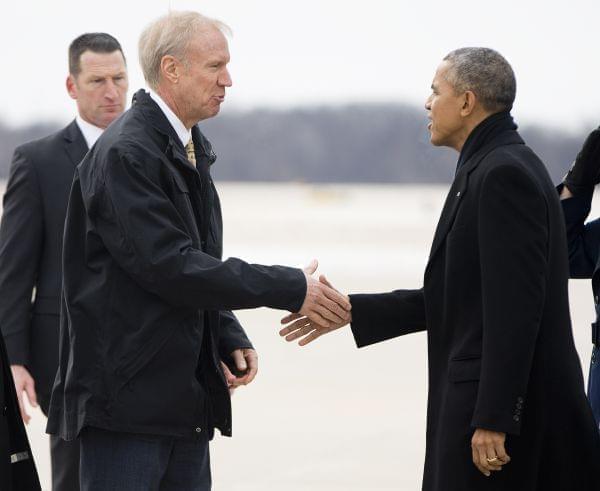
top-left (41, 394), bottom-right (80, 491)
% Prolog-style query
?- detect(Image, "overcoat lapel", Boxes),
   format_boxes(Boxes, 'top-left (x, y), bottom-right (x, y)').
top-left (425, 131), bottom-right (524, 272)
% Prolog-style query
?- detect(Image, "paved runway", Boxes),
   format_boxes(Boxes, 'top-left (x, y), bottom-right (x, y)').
top-left (20, 183), bottom-right (596, 490)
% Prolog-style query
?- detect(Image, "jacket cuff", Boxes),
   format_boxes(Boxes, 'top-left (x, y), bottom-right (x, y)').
top-left (471, 394), bottom-right (526, 436)
top-left (349, 294), bottom-right (375, 348)
top-left (285, 268), bottom-right (307, 313)
top-left (218, 334), bottom-right (254, 359)
top-left (560, 192), bottom-right (593, 222)
top-left (3, 331), bottom-right (29, 366)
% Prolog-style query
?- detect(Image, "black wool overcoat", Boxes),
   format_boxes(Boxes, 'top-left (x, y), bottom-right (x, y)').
top-left (0, 334), bottom-right (41, 490)
top-left (350, 129), bottom-right (600, 490)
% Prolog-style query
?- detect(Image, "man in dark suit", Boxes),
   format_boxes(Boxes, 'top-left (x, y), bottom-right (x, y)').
top-left (558, 128), bottom-right (600, 426)
top-left (0, 32), bottom-right (128, 490)
top-left (47, 11), bottom-right (350, 490)
top-left (281, 48), bottom-right (600, 490)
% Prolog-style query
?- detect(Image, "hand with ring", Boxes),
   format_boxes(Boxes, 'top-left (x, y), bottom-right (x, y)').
top-left (471, 428), bottom-right (511, 477)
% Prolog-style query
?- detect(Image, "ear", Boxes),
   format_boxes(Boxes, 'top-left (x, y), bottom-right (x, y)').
top-left (460, 90), bottom-right (477, 117)
top-left (66, 75), bottom-right (77, 100)
top-left (160, 55), bottom-right (182, 85)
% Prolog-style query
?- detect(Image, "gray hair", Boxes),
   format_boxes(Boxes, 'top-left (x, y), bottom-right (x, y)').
top-left (138, 11), bottom-right (231, 90)
top-left (443, 47), bottom-right (516, 112)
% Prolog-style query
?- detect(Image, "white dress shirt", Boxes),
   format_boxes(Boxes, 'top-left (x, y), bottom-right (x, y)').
top-left (75, 116), bottom-right (104, 149)
top-left (148, 89), bottom-right (191, 147)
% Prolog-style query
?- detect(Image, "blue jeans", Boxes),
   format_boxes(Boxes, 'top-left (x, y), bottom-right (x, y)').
top-left (79, 427), bottom-right (211, 491)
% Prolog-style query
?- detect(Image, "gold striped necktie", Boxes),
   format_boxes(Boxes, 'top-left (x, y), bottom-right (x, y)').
top-left (185, 139), bottom-right (196, 167)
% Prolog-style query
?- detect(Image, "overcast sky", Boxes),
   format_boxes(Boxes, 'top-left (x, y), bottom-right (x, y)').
top-left (2, 0), bottom-right (599, 131)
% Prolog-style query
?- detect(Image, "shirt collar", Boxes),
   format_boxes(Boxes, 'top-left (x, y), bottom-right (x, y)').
top-left (75, 116), bottom-right (104, 149)
top-left (148, 89), bottom-right (192, 148)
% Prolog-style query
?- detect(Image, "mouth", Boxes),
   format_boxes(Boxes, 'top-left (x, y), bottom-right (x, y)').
top-left (214, 95), bottom-right (225, 103)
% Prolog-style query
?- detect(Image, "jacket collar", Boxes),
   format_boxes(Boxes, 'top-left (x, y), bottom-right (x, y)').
top-left (425, 129), bottom-right (524, 270)
top-left (132, 89), bottom-right (217, 171)
top-left (62, 119), bottom-right (89, 168)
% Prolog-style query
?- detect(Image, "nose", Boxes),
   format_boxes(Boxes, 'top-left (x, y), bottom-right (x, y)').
top-left (104, 80), bottom-right (119, 101)
top-left (219, 68), bottom-right (232, 88)
top-left (424, 94), bottom-right (432, 111)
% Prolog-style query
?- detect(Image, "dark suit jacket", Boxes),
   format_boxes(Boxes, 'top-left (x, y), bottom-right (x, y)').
top-left (350, 129), bottom-right (600, 490)
top-left (561, 191), bottom-right (600, 326)
top-left (0, 120), bottom-right (87, 411)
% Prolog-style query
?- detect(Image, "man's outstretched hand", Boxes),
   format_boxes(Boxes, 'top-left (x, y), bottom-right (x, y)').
top-left (298, 260), bottom-right (351, 328)
top-left (281, 274), bottom-right (351, 345)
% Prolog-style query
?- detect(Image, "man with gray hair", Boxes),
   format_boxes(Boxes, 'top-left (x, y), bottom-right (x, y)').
top-left (281, 47), bottom-right (600, 489)
top-left (46, 11), bottom-right (350, 490)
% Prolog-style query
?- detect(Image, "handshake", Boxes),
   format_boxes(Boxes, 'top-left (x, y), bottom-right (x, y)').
top-left (279, 259), bottom-right (352, 346)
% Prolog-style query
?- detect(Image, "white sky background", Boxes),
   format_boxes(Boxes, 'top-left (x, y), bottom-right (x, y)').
top-left (1, 0), bottom-right (599, 131)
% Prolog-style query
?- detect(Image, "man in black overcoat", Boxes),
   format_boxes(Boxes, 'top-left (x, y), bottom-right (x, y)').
top-left (281, 48), bottom-right (600, 490)
top-left (0, 33), bottom-right (128, 490)
top-left (1, 333), bottom-right (41, 490)
top-left (47, 11), bottom-right (350, 490)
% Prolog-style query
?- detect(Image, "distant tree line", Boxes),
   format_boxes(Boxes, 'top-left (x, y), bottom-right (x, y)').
top-left (0, 104), bottom-right (586, 184)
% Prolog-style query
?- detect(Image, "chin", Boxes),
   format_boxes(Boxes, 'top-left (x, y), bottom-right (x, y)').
top-left (429, 134), bottom-right (442, 147)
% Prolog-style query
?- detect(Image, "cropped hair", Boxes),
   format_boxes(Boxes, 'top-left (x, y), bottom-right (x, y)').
top-left (443, 47), bottom-right (516, 112)
top-left (69, 33), bottom-right (125, 76)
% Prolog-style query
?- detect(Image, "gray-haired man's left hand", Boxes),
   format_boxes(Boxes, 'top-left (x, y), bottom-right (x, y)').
top-left (221, 348), bottom-right (258, 394)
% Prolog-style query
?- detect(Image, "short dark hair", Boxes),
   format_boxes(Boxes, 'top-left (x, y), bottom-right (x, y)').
top-left (443, 47), bottom-right (516, 112)
top-left (69, 33), bottom-right (125, 76)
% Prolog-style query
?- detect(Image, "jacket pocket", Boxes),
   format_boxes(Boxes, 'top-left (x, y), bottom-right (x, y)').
top-left (448, 356), bottom-right (481, 382)
top-left (112, 323), bottom-right (178, 396)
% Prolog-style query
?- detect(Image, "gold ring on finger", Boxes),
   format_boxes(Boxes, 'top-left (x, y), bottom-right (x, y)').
top-left (486, 457), bottom-right (501, 464)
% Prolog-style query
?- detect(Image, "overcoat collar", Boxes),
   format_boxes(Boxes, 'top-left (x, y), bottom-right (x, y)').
top-left (63, 119), bottom-right (88, 168)
top-left (425, 129), bottom-right (524, 270)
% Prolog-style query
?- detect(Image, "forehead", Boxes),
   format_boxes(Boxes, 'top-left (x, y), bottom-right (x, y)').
top-left (78, 50), bottom-right (126, 76)
top-left (432, 61), bottom-right (453, 88)
top-left (187, 28), bottom-right (230, 60)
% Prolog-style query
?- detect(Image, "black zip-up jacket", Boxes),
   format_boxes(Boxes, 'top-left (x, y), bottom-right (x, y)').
top-left (46, 90), bottom-right (306, 441)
